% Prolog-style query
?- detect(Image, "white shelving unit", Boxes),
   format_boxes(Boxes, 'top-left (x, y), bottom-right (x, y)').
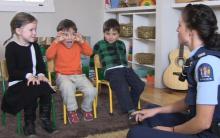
top-left (104, 0), bottom-right (220, 88)
top-left (172, 0), bottom-right (220, 8)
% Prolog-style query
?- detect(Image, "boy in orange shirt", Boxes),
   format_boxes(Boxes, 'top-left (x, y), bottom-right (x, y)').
top-left (46, 19), bottom-right (97, 124)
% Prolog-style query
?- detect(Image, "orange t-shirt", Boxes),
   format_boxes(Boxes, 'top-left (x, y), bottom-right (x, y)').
top-left (46, 41), bottom-right (92, 75)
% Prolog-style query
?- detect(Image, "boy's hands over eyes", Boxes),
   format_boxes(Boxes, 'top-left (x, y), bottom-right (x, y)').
top-left (73, 33), bottom-right (85, 44)
top-left (54, 31), bottom-right (85, 44)
top-left (54, 31), bottom-right (66, 43)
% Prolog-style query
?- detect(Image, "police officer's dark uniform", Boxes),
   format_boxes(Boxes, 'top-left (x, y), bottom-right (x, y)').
top-left (127, 46), bottom-right (220, 138)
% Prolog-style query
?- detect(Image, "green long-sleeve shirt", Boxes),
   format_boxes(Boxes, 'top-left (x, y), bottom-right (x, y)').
top-left (90, 39), bottom-right (128, 72)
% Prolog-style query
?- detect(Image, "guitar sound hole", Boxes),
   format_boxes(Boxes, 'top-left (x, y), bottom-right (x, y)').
top-left (176, 58), bottom-right (185, 67)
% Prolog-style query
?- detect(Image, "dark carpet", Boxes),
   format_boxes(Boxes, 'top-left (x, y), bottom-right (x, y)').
top-left (0, 85), bottom-right (134, 138)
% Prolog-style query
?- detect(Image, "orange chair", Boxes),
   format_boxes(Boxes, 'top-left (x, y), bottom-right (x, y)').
top-left (47, 60), bottom-right (97, 125)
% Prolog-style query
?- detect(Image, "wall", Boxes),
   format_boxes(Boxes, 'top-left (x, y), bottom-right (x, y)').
top-left (0, 0), bottom-right (104, 59)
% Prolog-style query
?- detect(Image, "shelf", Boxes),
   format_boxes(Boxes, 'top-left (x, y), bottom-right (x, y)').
top-left (172, 0), bottom-right (220, 8)
top-left (105, 6), bottom-right (156, 13)
top-left (119, 11), bottom-right (156, 16)
top-left (128, 61), bottom-right (155, 68)
top-left (120, 37), bottom-right (133, 40)
top-left (134, 38), bottom-right (156, 42)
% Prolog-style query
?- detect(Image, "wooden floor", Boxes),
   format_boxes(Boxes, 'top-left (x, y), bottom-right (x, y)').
top-left (140, 86), bottom-right (187, 106)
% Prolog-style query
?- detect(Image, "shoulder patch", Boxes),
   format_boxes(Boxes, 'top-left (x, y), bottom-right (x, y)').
top-left (198, 63), bottom-right (214, 82)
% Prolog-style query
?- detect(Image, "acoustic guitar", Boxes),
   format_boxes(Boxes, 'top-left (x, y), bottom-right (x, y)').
top-left (163, 44), bottom-right (190, 90)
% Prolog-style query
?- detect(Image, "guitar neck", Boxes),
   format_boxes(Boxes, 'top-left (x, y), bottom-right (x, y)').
top-left (179, 44), bottom-right (184, 59)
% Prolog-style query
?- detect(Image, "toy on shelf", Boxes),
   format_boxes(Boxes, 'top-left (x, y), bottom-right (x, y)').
top-left (139, 0), bottom-right (156, 6)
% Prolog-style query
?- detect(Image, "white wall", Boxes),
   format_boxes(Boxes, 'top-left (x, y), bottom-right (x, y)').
top-left (0, 0), bottom-right (104, 59)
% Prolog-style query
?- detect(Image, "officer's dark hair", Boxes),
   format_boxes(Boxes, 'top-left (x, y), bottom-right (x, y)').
top-left (56, 19), bottom-right (77, 32)
top-left (3, 12), bottom-right (37, 46)
top-left (103, 18), bottom-right (120, 33)
top-left (182, 4), bottom-right (220, 51)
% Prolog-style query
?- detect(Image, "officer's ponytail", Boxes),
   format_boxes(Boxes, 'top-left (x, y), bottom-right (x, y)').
top-left (182, 4), bottom-right (220, 51)
top-left (204, 33), bottom-right (220, 51)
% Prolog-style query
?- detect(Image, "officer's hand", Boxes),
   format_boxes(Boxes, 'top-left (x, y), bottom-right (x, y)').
top-left (132, 108), bottom-right (160, 122)
top-left (154, 126), bottom-right (173, 132)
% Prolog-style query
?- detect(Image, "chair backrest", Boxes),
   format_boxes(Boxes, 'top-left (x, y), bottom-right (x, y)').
top-left (0, 60), bottom-right (9, 81)
top-left (94, 54), bottom-right (102, 68)
top-left (47, 59), bottom-right (55, 86)
top-left (94, 55), bottom-right (102, 82)
top-left (47, 59), bottom-right (55, 73)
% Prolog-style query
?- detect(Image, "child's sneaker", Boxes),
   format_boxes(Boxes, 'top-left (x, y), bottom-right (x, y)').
top-left (67, 111), bottom-right (80, 124)
top-left (82, 111), bottom-right (93, 121)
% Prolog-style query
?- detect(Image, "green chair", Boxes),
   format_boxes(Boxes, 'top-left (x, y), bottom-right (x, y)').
top-left (0, 60), bottom-right (23, 135)
top-left (0, 60), bottom-right (56, 135)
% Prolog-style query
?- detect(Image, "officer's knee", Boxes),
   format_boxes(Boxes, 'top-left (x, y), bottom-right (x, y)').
top-left (127, 127), bottom-right (139, 138)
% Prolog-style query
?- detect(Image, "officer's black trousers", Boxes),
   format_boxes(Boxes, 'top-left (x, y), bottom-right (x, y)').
top-left (127, 104), bottom-right (219, 138)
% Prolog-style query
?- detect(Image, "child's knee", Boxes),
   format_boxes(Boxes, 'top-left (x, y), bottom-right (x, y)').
top-left (85, 87), bottom-right (97, 98)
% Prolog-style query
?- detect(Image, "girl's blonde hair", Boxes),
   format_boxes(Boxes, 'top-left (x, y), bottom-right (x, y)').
top-left (3, 12), bottom-right (37, 45)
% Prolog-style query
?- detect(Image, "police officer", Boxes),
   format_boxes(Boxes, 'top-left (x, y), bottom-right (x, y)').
top-left (127, 4), bottom-right (220, 138)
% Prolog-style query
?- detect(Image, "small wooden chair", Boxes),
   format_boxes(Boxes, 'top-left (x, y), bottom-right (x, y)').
top-left (47, 60), bottom-right (97, 125)
top-left (94, 55), bottom-right (113, 114)
top-left (94, 55), bottom-right (141, 115)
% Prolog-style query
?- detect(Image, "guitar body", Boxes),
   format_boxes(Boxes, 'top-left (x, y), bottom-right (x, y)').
top-left (163, 47), bottom-right (190, 90)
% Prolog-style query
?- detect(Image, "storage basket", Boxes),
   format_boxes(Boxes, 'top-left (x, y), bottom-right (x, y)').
top-left (120, 24), bottom-right (133, 37)
top-left (137, 26), bottom-right (155, 39)
top-left (135, 53), bottom-right (155, 65)
top-left (127, 0), bottom-right (139, 6)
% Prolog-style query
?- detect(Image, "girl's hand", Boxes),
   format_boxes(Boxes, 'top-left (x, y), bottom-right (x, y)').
top-left (133, 108), bottom-right (160, 122)
top-left (73, 33), bottom-right (84, 44)
top-left (27, 75), bottom-right (40, 86)
top-left (154, 126), bottom-right (173, 132)
top-left (37, 75), bottom-right (49, 83)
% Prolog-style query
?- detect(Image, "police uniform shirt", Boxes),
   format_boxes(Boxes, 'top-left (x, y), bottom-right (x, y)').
top-left (194, 53), bottom-right (220, 105)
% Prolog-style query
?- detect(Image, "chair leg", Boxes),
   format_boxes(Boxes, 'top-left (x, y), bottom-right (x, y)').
top-left (1, 112), bottom-right (6, 126)
top-left (95, 83), bottom-right (99, 117)
top-left (63, 105), bottom-right (67, 125)
top-left (93, 96), bottom-right (97, 118)
top-left (1, 80), bottom-right (6, 126)
top-left (108, 86), bottom-right (113, 115)
top-left (138, 100), bottom-right (141, 110)
top-left (51, 96), bottom-right (56, 129)
top-left (16, 112), bottom-right (23, 135)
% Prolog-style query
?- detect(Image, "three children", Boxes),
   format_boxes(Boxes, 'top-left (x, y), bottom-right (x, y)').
top-left (1, 12), bottom-right (145, 137)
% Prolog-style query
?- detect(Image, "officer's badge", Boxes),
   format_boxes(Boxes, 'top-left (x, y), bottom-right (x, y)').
top-left (198, 63), bottom-right (214, 82)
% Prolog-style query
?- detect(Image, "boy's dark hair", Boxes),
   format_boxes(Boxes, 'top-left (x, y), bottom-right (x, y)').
top-left (56, 19), bottom-right (77, 32)
top-left (103, 18), bottom-right (120, 33)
